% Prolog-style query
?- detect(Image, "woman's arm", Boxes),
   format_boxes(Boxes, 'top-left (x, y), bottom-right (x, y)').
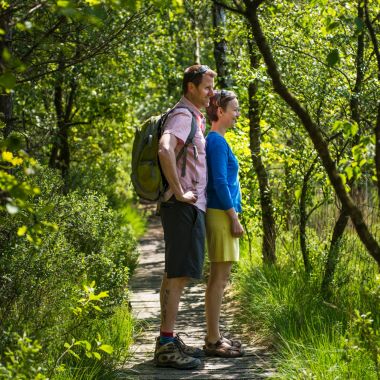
top-left (207, 138), bottom-right (244, 237)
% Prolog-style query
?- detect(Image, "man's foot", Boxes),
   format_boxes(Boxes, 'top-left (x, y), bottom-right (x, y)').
top-left (174, 333), bottom-right (205, 358)
top-left (154, 339), bottom-right (201, 369)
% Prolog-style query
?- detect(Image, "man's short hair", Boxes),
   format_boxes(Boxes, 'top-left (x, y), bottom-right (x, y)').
top-left (182, 65), bottom-right (217, 94)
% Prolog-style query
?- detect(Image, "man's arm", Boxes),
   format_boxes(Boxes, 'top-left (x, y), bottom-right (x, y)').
top-left (158, 133), bottom-right (197, 204)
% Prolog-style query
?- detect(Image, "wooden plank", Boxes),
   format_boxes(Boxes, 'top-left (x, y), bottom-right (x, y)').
top-left (118, 213), bottom-right (276, 379)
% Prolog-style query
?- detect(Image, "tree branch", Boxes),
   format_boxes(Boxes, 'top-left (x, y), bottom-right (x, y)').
top-left (364, 0), bottom-right (380, 78)
top-left (17, 9), bottom-right (146, 84)
top-left (21, 16), bottom-right (66, 61)
top-left (275, 42), bottom-right (352, 90)
top-left (212, 0), bottom-right (247, 16)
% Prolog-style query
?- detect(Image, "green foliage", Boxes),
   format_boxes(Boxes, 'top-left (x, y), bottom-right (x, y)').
top-left (1, 0), bottom-right (379, 377)
top-left (0, 281), bottom-right (134, 379)
top-left (345, 310), bottom-right (380, 378)
top-left (0, 166), bottom-right (140, 377)
top-left (0, 333), bottom-right (47, 380)
top-left (234, 238), bottom-right (380, 379)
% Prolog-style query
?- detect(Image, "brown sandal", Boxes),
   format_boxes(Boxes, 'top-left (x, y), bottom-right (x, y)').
top-left (203, 339), bottom-right (244, 358)
top-left (221, 335), bottom-right (242, 349)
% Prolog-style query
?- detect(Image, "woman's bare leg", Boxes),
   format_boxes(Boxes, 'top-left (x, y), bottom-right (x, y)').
top-left (205, 262), bottom-right (233, 343)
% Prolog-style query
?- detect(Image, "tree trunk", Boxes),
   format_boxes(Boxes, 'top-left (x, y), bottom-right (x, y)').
top-left (283, 138), bottom-right (295, 231)
top-left (49, 59), bottom-right (77, 189)
top-left (247, 37), bottom-right (276, 264)
top-left (194, 29), bottom-right (201, 65)
top-left (321, 1), bottom-right (365, 296)
top-left (212, 2), bottom-right (230, 88)
top-left (185, 3), bottom-right (201, 65)
top-left (49, 62), bottom-right (64, 170)
top-left (299, 163), bottom-right (315, 274)
top-left (321, 209), bottom-right (349, 298)
top-left (364, 0), bottom-right (380, 201)
top-left (0, 9), bottom-right (13, 138)
top-left (245, 2), bottom-right (380, 266)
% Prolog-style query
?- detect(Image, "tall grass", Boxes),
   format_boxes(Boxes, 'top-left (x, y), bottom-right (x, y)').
top-left (234, 228), bottom-right (380, 379)
top-left (51, 305), bottom-right (135, 380)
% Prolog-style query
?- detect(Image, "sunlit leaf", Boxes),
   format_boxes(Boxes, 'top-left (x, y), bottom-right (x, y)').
top-left (98, 344), bottom-right (114, 354)
top-left (17, 225), bottom-right (27, 236)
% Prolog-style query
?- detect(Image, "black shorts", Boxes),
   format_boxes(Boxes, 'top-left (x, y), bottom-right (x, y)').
top-left (160, 197), bottom-right (205, 279)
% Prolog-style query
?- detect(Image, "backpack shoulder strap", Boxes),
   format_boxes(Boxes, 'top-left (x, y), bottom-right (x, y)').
top-left (173, 106), bottom-right (199, 177)
top-left (173, 106), bottom-right (197, 145)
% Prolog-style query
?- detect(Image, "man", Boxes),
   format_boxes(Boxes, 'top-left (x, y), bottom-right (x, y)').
top-left (155, 65), bottom-right (216, 369)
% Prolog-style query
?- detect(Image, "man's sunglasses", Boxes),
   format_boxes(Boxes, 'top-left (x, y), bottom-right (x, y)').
top-left (185, 65), bottom-right (210, 79)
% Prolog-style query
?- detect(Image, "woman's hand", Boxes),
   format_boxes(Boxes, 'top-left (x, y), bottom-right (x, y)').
top-left (230, 218), bottom-right (244, 238)
top-left (226, 208), bottom-right (244, 238)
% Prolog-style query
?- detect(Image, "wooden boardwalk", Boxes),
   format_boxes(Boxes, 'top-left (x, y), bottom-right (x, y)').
top-left (118, 213), bottom-right (276, 379)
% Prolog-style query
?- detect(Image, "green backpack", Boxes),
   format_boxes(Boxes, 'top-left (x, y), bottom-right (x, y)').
top-left (131, 107), bottom-right (197, 201)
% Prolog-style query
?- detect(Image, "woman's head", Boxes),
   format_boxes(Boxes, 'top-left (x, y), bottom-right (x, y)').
top-left (206, 90), bottom-right (240, 125)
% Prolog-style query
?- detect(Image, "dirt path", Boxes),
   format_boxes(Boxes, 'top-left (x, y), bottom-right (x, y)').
top-left (119, 213), bottom-right (276, 379)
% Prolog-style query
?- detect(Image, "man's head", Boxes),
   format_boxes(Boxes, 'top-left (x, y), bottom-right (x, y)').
top-left (183, 65), bottom-right (216, 109)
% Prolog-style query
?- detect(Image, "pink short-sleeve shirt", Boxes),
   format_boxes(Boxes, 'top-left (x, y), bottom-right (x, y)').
top-left (162, 96), bottom-right (207, 212)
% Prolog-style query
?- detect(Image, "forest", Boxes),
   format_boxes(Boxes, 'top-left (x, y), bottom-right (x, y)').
top-left (0, 0), bottom-right (379, 378)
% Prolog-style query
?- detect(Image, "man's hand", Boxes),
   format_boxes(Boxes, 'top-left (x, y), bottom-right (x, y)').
top-left (175, 190), bottom-right (198, 204)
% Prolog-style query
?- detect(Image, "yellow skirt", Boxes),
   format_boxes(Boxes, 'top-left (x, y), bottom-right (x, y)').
top-left (206, 208), bottom-right (240, 262)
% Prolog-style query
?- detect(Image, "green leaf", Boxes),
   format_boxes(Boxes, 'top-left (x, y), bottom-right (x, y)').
top-left (98, 344), bottom-right (114, 354)
top-left (345, 166), bottom-right (353, 180)
top-left (97, 291), bottom-right (109, 299)
top-left (17, 225), bottom-right (27, 236)
top-left (68, 350), bottom-right (80, 360)
top-left (0, 73), bottom-right (16, 89)
top-left (2, 48), bottom-right (11, 61)
top-left (57, 0), bottom-right (71, 6)
top-left (326, 49), bottom-right (340, 67)
top-left (93, 352), bottom-right (101, 360)
top-left (350, 122), bottom-right (358, 136)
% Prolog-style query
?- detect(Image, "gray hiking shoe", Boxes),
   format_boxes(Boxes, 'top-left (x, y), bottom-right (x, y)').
top-left (175, 333), bottom-right (205, 358)
top-left (154, 338), bottom-right (201, 369)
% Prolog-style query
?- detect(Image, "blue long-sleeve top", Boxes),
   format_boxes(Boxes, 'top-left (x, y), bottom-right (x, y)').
top-left (206, 131), bottom-right (242, 212)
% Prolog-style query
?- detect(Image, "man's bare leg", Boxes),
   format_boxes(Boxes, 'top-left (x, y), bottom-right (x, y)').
top-left (160, 272), bottom-right (190, 332)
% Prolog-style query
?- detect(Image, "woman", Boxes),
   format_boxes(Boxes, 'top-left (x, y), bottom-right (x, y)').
top-left (204, 90), bottom-right (244, 357)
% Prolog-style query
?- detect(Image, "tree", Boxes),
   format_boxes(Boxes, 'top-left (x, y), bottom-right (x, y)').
top-left (214, 0), bottom-right (380, 265)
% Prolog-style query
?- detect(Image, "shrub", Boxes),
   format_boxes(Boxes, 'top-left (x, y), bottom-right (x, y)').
top-left (0, 168), bottom-right (138, 358)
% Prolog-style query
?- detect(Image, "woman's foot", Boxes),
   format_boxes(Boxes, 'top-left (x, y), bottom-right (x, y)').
top-left (203, 338), bottom-right (244, 358)
top-left (221, 334), bottom-right (242, 349)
